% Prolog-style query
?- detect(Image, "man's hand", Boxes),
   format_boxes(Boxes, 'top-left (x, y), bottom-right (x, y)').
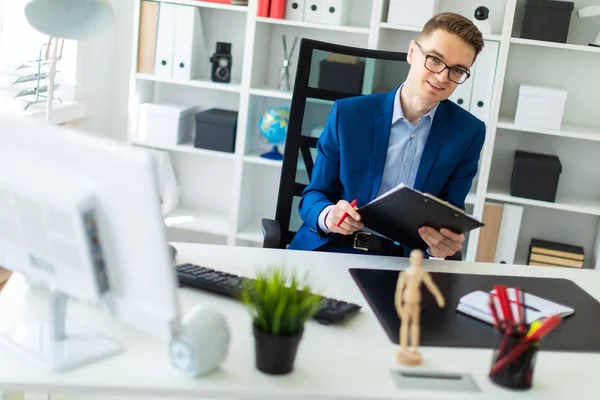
top-left (418, 226), bottom-right (464, 259)
top-left (325, 200), bottom-right (364, 235)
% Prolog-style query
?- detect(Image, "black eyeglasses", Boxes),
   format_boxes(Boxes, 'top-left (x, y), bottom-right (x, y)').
top-left (414, 42), bottom-right (471, 84)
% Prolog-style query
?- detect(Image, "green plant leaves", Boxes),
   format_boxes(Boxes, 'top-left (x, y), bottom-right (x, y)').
top-left (240, 265), bottom-right (321, 335)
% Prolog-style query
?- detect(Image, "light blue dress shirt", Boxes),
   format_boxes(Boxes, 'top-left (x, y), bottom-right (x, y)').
top-left (318, 85), bottom-right (439, 233)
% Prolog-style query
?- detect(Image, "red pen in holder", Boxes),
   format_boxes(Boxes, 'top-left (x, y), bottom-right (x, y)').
top-left (488, 285), bottom-right (562, 391)
top-left (489, 332), bottom-right (538, 390)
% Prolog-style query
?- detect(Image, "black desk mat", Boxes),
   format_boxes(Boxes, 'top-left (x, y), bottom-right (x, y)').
top-left (349, 268), bottom-right (600, 352)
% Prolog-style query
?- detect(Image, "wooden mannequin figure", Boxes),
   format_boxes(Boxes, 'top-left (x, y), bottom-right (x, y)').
top-left (394, 249), bottom-right (445, 366)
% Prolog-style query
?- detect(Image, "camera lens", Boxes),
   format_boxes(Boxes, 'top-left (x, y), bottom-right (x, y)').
top-left (216, 67), bottom-right (229, 80)
top-left (475, 6), bottom-right (489, 20)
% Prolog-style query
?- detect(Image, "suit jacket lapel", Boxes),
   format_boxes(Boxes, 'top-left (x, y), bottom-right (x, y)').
top-left (370, 89), bottom-right (396, 200)
top-left (413, 100), bottom-right (451, 190)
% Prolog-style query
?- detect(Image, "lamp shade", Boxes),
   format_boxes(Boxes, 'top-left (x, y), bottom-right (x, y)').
top-left (25, 0), bottom-right (114, 40)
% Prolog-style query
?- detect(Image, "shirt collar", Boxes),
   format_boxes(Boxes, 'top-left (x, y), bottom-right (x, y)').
top-left (392, 83), bottom-right (439, 125)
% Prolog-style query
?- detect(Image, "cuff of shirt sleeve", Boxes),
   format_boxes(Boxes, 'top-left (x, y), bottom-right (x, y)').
top-left (426, 248), bottom-right (445, 260)
top-left (318, 205), bottom-right (335, 234)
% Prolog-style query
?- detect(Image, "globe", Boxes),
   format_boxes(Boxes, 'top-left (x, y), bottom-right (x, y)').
top-left (259, 106), bottom-right (290, 160)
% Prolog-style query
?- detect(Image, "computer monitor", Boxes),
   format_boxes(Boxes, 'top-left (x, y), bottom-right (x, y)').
top-left (0, 115), bottom-right (181, 371)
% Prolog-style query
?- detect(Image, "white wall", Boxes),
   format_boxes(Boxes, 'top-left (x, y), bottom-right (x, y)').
top-left (75, 0), bottom-right (136, 142)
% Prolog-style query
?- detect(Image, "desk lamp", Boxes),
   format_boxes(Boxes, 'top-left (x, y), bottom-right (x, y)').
top-left (24, 0), bottom-right (115, 122)
top-left (578, 6), bottom-right (600, 47)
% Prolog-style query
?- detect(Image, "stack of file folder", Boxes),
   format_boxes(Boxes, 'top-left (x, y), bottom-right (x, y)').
top-left (527, 239), bottom-right (584, 269)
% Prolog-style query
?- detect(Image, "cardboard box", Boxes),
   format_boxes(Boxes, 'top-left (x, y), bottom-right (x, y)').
top-left (514, 85), bottom-right (568, 130)
top-left (194, 109), bottom-right (238, 153)
top-left (137, 102), bottom-right (197, 147)
top-left (387, 0), bottom-right (438, 27)
top-left (510, 150), bottom-right (562, 202)
top-left (0, 267), bottom-right (11, 291)
top-left (521, 0), bottom-right (574, 43)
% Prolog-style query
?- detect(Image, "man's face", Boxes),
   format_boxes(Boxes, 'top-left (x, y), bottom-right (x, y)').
top-left (406, 29), bottom-right (476, 103)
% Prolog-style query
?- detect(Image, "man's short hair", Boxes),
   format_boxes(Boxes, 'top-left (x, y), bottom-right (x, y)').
top-left (419, 12), bottom-right (484, 59)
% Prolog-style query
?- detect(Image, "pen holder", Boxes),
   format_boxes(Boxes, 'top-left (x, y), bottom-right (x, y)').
top-left (489, 333), bottom-right (538, 390)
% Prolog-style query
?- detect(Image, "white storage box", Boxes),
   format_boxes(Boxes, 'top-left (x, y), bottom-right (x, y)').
top-left (387, 0), bottom-right (439, 27)
top-left (137, 102), bottom-right (197, 147)
top-left (514, 85), bottom-right (568, 130)
top-left (304, 0), bottom-right (348, 26)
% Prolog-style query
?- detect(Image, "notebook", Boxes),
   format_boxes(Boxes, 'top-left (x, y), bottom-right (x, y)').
top-left (357, 184), bottom-right (483, 250)
top-left (456, 288), bottom-right (575, 325)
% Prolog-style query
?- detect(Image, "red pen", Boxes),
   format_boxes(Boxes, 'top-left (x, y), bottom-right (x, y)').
top-left (495, 285), bottom-right (514, 331)
top-left (490, 315), bottom-right (562, 376)
top-left (336, 199), bottom-right (357, 227)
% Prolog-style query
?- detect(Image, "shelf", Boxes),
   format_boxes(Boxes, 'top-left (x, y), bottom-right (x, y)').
top-left (136, 73), bottom-right (242, 93)
top-left (486, 188), bottom-right (600, 217)
top-left (236, 219), bottom-right (264, 243)
top-left (249, 86), bottom-right (293, 100)
top-left (165, 208), bottom-right (230, 236)
top-left (379, 22), bottom-right (421, 33)
top-left (379, 22), bottom-right (501, 42)
top-left (131, 140), bottom-right (237, 160)
top-left (465, 192), bottom-right (477, 205)
top-left (256, 17), bottom-right (370, 34)
top-left (156, 0), bottom-right (248, 12)
top-left (244, 153), bottom-right (283, 167)
top-left (510, 38), bottom-right (600, 54)
top-left (483, 33), bottom-right (503, 42)
top-left (497, 117), bottom-right (600, 142)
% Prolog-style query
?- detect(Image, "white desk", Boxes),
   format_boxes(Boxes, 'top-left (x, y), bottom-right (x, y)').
top-left (1, 243), bottom-right (599, 399)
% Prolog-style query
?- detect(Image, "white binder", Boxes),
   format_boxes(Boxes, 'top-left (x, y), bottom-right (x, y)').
top-left (468, 40), bottom-right (499, 122)
top-left (448, 62), bottom-right (476, 111)
top-left (172, 6), bottom-right (208, 81)
top-left (304, 0), bottom-right (347, 26)
top-left (154, 3), bottom-right (177, 79)
top-left (493, 203), bottom-right (524, 265)
top-left (285, 0), bottom-right (305, 21)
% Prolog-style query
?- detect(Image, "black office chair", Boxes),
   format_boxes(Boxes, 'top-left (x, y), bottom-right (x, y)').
top-left (261, 38), bottom-right (462, 260)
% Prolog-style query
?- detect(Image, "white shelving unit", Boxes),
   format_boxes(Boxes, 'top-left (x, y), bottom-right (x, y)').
top-left (128, 0), bottom-right (600, 269)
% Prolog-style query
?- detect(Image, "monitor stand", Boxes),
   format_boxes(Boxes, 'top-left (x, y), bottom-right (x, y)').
top-left (0, 291), bottom-right (122, 371)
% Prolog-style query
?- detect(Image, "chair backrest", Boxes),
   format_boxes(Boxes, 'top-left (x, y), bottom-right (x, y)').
top-left (275, 39), bottom-right (410, 248)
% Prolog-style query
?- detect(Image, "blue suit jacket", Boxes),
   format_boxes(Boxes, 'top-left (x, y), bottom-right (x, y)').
top-left (288, 88), bottom-right (486, 256)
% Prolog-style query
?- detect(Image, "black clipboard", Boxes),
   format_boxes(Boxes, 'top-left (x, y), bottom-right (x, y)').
top-left (358, 185), bottom-right (484, 250)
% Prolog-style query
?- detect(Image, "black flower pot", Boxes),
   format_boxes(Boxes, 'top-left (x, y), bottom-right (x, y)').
top-left (253, 324), bottom-right (304, 374)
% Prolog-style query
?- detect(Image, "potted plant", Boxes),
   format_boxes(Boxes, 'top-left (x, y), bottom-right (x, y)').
top-left (241, 266), bottom-right (321, 375)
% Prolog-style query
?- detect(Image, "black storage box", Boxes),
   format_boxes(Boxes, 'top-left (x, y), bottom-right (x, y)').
top-left (194, 108), bottom-right (238, 153)
top-left (510, 150), bottom-right (562, 202)
top-left (318, 60), bottom-right (365, 95)
top-left (521, 0), bottom-right (574, 43)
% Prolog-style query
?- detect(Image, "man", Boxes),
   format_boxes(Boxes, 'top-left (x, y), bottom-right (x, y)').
top-left (288, 12), bottom-right (486, 259)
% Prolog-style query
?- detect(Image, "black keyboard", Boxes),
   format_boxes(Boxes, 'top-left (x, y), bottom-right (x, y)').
top-left (176, 263), bottom-right (361, 325)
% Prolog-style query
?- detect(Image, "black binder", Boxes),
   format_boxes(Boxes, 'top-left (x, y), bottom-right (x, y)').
top-left (358, 185), bottom-right (483, 250)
